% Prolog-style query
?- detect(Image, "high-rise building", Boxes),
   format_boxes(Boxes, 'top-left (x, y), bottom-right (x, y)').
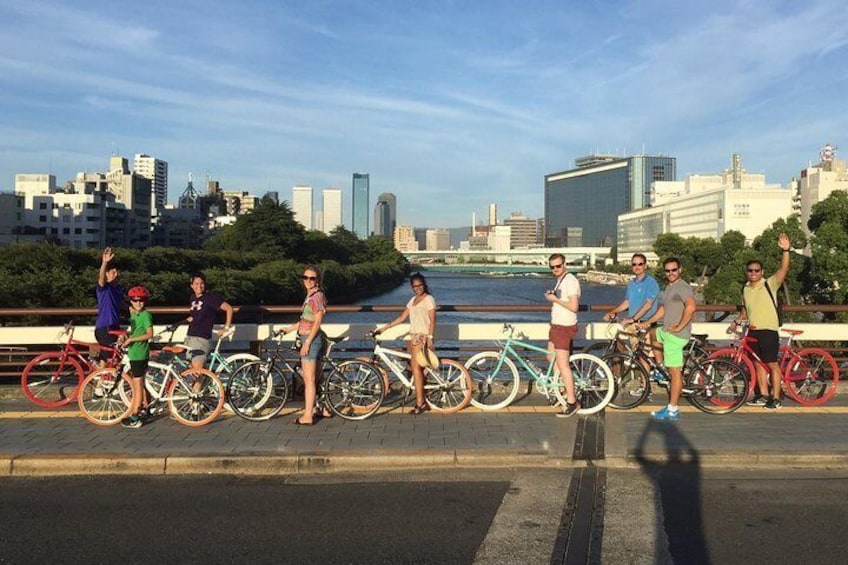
top-left (322, 188), bottom-right (343, 234)
top-left (292, 185), bottom-right (313, 230)
top-left (393, 225), bottom-right (418, 252)
top-left (374, 192), bottom-right (396, 237)
top-left (797, 144), bottom-right (848, 240)
top-left (617, 154), bottom-right (791, 258)
top-left (488, 203), bottom-right (497, 226)
top-left (352, 173), bottom-right (370, 238)
top-left (503, 211), bottom-right (542, 249)
top-left (374, 200), bottom-right (391, 238)
top-left (133, 154), bottom-right (168, 209)
top-left (545, 154), bottom-right (676, 246)
top-left (426, 228), bottom-right (450, 251)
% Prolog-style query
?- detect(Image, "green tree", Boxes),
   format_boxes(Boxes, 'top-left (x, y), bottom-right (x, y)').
top-left (204, 197), bottom-right (305, 258)
top-left (807, 192), bottom-right (848, 318)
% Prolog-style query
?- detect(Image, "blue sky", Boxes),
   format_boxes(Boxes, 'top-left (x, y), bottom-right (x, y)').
top-left (1, 0), bottom-right (847, 228)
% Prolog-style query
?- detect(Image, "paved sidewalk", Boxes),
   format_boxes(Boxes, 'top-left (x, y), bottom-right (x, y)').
top-left (2, 392), bottom-right (848, 475)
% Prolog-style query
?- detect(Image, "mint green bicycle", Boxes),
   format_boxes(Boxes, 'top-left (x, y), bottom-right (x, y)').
top-left (463, 323), bottom-right (614, 413)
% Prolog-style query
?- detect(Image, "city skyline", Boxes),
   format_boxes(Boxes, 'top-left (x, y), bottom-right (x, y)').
top-left (1, 1), bottom-right (846, 228)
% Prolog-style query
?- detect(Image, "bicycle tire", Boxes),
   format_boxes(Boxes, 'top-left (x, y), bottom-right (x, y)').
top-left (323, 360), bottom-right (385, 421)
top-left (424, 359), bottom-right (473, 413)
top-left (227, 361), bottom-right (289, 421)
top-left (709, 348), bottom-right (756, 397)
top-left (217, 353), bottom-right (260, 385)
top-left (782, 347), bottom-right (839, 406)
top-left (21, 351), bottom-right (85, 408)
top-left (582, 341), bottom-right (613, 357)
top-left (167, 368), bottom-right (225, 427)
top-left (604, 353), bottom-right (650, 410)
top-left (686, 358), bottom-right (748, 414)
top-left (463, 351), bottom-right (520, 411)
top-left (552, 353), bottom-right (614, 415)
top-left (77, 368), bottom-right (134, 426)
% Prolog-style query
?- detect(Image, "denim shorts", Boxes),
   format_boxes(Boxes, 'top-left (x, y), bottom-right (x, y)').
top-left (299, 332), bottom-right (326, 362)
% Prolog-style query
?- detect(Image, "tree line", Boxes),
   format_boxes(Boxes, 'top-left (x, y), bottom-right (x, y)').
top-left (0, 198), bottom-right (409, 319)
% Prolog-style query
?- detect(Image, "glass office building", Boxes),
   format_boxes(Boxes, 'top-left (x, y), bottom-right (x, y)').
top-left (352, 173), bottom-right (370, 238)
top-left (544, 155), bottom-right (676, 247)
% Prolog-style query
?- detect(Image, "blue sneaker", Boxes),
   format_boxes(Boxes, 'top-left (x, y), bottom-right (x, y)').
top-left (651, 406), bottom-right (679, 422)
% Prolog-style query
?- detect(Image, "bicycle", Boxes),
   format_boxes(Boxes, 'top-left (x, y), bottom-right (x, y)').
top-left (21, 321), bottom-right (126, 408)
top-left (362, 330), bottom-right (473, 413)
top-left (584, 317), bottom-right (710, 374)
top-left (463, 323), bottom-right (614, 414)
top-left (604, 327), bottom-right (748, 414)
top-left (76, 352), bottom-right (136, 426)
top-left (709, 321), bottom-right (839, 406)
top-left (228, 330), bottom-right (385, 421)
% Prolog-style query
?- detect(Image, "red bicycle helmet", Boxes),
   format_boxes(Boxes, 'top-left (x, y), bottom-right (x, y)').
top-left (127, 286), bottom-right (150, 300)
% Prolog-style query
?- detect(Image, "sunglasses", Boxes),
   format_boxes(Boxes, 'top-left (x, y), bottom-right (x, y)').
top-left (664, 267), bottom-right (679, 273)
top-left (301, 275), bottom-right (318, 281)
top-left (412, 284), bottom-right (424, 289)
top-left (549, 263), bottom-right (564, 270)
top-left (631, 262), bottom-right (645, 267)
top-left (130, 298), bottom-right (145, 303)
top-left (747, 268), bottom-right (762, 273)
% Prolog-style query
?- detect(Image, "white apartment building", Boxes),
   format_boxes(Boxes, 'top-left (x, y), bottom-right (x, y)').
top-left (133, 153), bottom-right (168, 209)
top-left (291, 185), bottom-right (313, 230)
top-left (322, 188), bottom-right (343, 234)
top-left (618, 155), bottom-right (792, 260)
top-left (487, 225), bottom-right (511, 254)
top-left (394, 225), bottom-right (418, 252)
top-left (0, 192), bottom-right (25, 244)
top-left (426, 228), bottom-right (451, 251)
top-left (797, 144), bottom-right (848, 240)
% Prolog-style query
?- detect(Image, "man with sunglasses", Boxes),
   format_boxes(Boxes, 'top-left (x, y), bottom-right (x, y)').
top-left (730, 233), bottom-right (791, 410)
top-left (545, 253), bottom-right (582, 418)
top-left (638, 257), bottom-right (696, 422)
top-left (605, 253), bottom-right (660, 326)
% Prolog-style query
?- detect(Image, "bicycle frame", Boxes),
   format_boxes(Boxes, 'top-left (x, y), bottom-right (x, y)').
top-left (491, 325), bottom-right (575, 400)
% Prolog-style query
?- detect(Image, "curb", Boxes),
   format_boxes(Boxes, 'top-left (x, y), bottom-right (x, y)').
top-left (603, 451), bottom-right (848, 469)
top-left (0, 450), bottom-right (571, 477)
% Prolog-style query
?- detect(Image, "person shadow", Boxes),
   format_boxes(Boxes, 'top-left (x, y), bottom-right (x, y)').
top-left (634, 418), bottom-right (710, 565)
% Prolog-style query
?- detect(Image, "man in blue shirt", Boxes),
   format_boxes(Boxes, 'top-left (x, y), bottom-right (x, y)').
top-left (95, 247), bottom-right (122, 366)
top-left (605, 253), bottom-right (660, 324)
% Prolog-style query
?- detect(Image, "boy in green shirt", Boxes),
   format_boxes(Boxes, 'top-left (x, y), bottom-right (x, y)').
top-left (120, 286), bottom-right (154, 428)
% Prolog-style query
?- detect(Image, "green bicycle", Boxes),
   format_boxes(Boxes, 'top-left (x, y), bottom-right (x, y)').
top-left (463, 323), bottom-right (614, 413)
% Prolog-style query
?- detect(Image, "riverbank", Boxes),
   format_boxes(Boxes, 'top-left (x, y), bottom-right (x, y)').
top-left (577, 270), bottom-right (632, 287)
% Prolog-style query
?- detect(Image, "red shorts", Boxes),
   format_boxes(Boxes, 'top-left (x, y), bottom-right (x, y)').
top-left (549, 324), bottom-right (578, 352)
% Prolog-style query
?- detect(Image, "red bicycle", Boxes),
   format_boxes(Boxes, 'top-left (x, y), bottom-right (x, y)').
top-left (709, 321), bottom-right (840, 406)
top-left (20, 321), bottom-right (126, 408)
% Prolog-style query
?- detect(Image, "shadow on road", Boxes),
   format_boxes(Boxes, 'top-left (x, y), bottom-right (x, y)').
top-left (635, 418), bottom-right (710, 565)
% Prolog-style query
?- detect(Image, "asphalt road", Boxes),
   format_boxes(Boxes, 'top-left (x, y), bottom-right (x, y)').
top-left (3, 468), bottom-right (847, 565)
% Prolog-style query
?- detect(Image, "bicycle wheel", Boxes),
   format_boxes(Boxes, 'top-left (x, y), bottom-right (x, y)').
top-left (217, 353), bottom-right (260, 385)
top-left (167, 368), bottom-right (225, 427)
top-left (77, 368), bottom-right (134, 426)
top-left (686, 358), bottom-right (748, 414)
top-left (552, 353), bottom-right (614, 415)
top-left (424, 359), bottom-right (473, 413)
top-left (21, 352), bottom-right (85, 408)
top-left (782, 348), bottom-right (839, 405)
top-left (323, 360), bottom-right (385, 421)
top-left (463, 351), bottom-right (520, 411)
top-left (582, 341), bottom-right (612, 357)
top-left (709, 348), bottom-right (756, 397)
top-left (227, 361), bottom-right (290, 421)
top-left (604, 353), bottom-right (650, 410)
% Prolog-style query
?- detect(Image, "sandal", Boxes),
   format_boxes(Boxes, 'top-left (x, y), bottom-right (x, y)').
top-left (294, 417), bottom-right (315, 426)
top-left (409, 404), bottom-right (430, 415)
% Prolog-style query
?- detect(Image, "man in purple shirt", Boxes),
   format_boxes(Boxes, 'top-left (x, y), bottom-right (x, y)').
top-left (95, 247), bottom-right (122, 365)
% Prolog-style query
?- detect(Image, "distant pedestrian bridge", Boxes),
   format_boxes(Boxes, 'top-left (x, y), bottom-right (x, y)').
top-left (403, 247), bottom-right (612, 273)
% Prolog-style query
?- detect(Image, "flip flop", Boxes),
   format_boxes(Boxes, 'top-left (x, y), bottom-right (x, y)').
top-left (293, 417), bottom-right (314, 426)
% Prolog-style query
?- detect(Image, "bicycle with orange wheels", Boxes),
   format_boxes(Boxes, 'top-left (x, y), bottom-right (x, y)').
top-left (77, 355), bottom-right (135, 426)
top-left (21, 321), bottom-right (126, 408)
top-left (710, 321), bottom-right (840, 406)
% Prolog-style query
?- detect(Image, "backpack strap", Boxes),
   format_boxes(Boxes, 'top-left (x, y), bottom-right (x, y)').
top-left (763, 280), bottom-right (783, 327)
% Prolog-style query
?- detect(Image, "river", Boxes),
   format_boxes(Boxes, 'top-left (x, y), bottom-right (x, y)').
top-left (341, 271), bottom-right (624, 325)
